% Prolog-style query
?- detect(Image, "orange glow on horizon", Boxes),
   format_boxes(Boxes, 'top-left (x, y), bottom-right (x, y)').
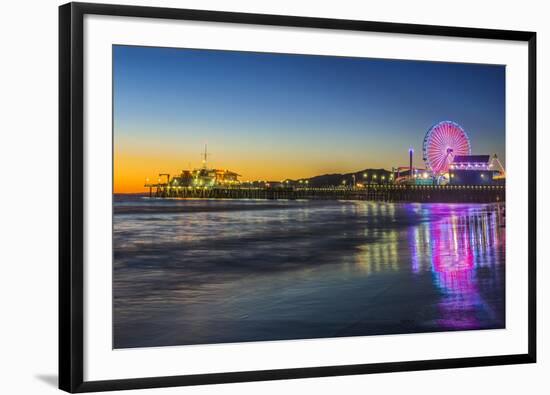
top-left (114, 154), bottom-right (398, 194)
top-left (113, 136), bottom-right (424, 194)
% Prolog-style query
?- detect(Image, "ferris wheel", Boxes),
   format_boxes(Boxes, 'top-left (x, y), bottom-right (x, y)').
top-left (423, 121), bottom-right (471, 175)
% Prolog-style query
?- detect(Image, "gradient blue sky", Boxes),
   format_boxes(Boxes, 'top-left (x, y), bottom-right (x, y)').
top-left (113, 45), bottom-right (505, 192)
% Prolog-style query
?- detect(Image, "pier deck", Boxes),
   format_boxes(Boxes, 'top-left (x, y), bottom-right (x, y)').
top-left (144, 184), bottom-right (505, 203)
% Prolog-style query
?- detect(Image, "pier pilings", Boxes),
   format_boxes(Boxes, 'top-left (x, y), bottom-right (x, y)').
top-left (146, 185), bottom-right (505, 203)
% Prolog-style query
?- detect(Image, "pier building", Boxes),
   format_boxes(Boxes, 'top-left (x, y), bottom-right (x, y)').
top-left (449, 155), bottom-right (498, 185)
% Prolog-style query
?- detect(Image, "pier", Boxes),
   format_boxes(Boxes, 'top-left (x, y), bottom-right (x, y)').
top-left (144, 184), bottom-right (505, 203)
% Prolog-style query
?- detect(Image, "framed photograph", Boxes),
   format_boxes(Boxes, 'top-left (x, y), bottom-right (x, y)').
top-left (59, 2), bottom-right (536, 392)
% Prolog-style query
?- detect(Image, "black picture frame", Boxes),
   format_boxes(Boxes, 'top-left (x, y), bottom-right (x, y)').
top-left (59, 2), bottom-right (537, 392)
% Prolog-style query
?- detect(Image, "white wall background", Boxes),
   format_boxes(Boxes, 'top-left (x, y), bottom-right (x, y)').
top-left (0, 0), bottom-right (547, 394)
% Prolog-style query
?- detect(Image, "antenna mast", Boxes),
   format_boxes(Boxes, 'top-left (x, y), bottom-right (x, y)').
top-left (201, 144), bottom-right (210, 169)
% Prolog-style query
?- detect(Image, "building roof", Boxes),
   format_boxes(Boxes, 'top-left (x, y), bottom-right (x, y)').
top-left (453, 155), bottom-right (490, 164)
top-left (215, 169), bottom-right (241, 176)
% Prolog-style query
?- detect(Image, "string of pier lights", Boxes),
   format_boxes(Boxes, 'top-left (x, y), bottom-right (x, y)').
top-left (449, 163), bottom-right (489, 169)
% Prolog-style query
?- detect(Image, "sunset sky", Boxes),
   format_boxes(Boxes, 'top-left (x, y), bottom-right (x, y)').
top-left (113, 45), bottom-right (505, 193)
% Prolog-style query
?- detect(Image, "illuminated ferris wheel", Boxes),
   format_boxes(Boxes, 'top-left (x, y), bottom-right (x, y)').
top-left (423, 121), bottom-right (471, 175)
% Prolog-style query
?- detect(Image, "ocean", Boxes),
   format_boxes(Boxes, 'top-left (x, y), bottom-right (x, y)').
top-left (113, 196), bottom-right (505, 348)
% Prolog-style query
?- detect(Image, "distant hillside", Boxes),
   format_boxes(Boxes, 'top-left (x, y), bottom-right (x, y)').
top-left (298, 168), bottom-right (392, 187)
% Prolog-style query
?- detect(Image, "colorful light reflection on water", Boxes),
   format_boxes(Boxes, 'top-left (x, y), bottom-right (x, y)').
top-left (113, 197), bottom-right (505, 348)
top-left (407, 205), bottom-right (505, 330)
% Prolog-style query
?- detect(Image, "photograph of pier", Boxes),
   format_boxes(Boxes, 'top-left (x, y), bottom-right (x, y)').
top-left (113, 45), bottom-right (506, 349)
